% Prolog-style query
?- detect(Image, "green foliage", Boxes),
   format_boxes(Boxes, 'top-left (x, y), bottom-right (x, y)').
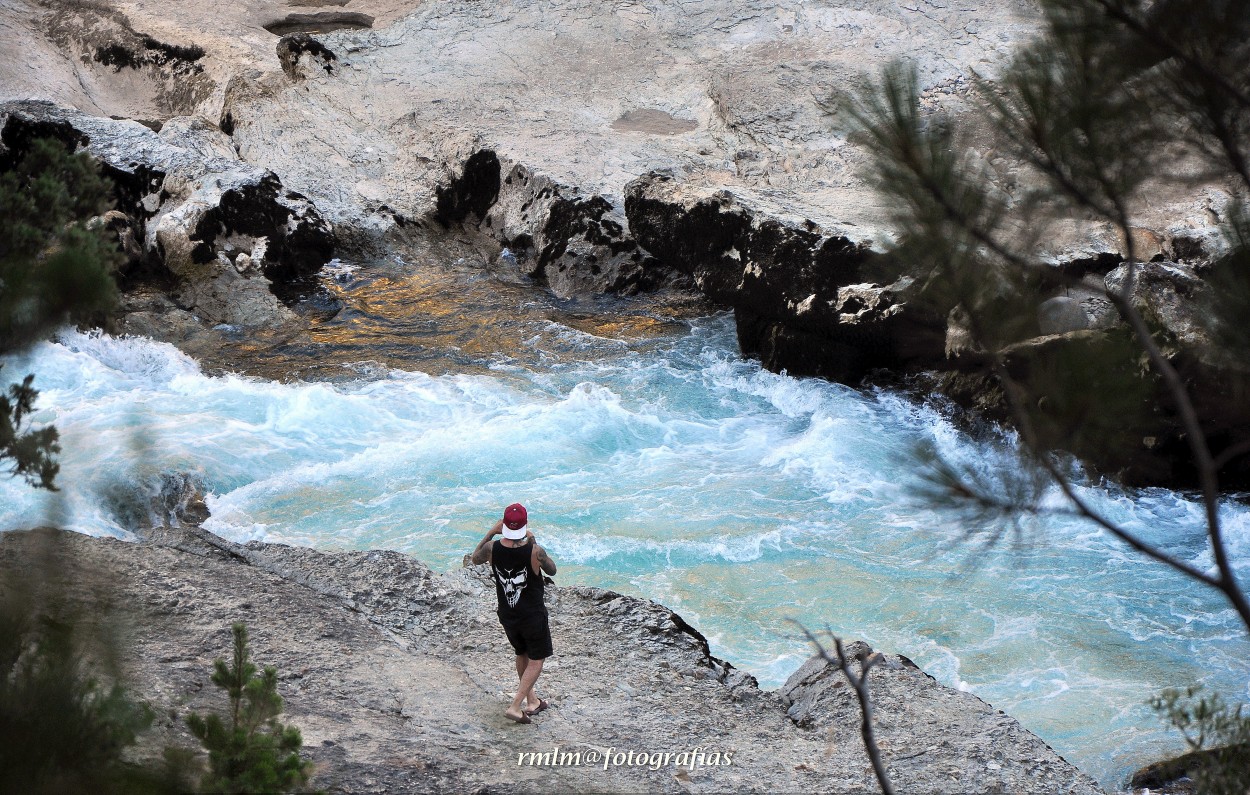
top-left (1151, 685), bottom-right (1250, 795)
top-left (0, 136), bottom-right (121, 490)
top-left (0, 137), bottom-right (120, 352)
top-left (0, 530), bottom-right (193, 794)
top-left (846, 0), bottom-right (1250, 496)
top-left (187, 623), bottom-right (314, 794)
top-left (0, 372), bottom-right (60, 489)
top-left (846, 1), bottom-right (1250, 789)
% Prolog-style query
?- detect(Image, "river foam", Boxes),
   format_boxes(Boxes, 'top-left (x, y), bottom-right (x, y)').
top-left (2, 319), bottom-right (1248, 790)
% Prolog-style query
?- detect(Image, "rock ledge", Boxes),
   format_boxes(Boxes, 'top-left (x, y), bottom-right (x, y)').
top-left (0, 527), bottom-right (1103, 794)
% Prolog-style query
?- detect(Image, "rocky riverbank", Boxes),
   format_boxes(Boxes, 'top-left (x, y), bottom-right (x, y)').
top-left (3, 0), bottom-right (1248, 488)
top-left (0, 524), bottom-right (1105, 794)
top-left (0, 2), bottom-right (1242, 791)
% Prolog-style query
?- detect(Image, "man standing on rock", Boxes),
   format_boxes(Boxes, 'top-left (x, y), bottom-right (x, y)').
top-left (470, 503), bottom-right (557, 724)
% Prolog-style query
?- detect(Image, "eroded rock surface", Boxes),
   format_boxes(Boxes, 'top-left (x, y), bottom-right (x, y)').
top-left (625, 172), bottom-right (947, 381)
top-left (0, 100), bottom-right (334, 328)
top-left (782, 649), bottom-right (1101, 794)
top-left (2, 0), bottom-right (1245, 485)
top-left (0, 527), bottom-right (1104, 794)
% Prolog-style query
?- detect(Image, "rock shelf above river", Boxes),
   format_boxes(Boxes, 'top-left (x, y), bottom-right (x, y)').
top-left (5, 0), bottom-right (1246, 489)
top-left (0, 527), bottom-right (1104, 794)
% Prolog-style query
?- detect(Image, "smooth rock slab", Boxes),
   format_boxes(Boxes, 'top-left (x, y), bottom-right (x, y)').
top-left (1038, 296), bottom-right (1091, 336)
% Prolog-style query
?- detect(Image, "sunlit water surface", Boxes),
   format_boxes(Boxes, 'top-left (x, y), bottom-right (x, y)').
top-left (2, 261), bottom-right (1247, 791)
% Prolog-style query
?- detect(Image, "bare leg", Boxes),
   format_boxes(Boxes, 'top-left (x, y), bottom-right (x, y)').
top-left (514, 654), bottom-right (538, 708)
top-left (505, 658), bottom-right (545, 723)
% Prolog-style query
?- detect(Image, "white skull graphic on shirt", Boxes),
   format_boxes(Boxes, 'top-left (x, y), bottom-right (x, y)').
top-left (497, 566), bottom-right (528, 608)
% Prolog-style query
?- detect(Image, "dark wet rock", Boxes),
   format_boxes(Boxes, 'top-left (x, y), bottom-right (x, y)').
top-left (190, 173), bottom-right (333, 296)
top-left (919, 313), bottom-right (1250, 489)
top-left (435, 148), bottom-right (500, 227)
top-left (92, 209), bottom-right (144, 273)
top-left (94, 470), bottom-right (211, 534)
top-left (276, 33), bottom-right (339, 80)
top-left (625, 172), bottom-right (947, 381)
top-left (1091, 261), bottom-right (1250, 488)
top-left (1127, 741), bottom-right (1250, 794)
top-left (0, 106), bottom-right (88, 169)
top-left (147, 471), bottom-right (211, 530)
top-left (1128, 748), bottom-right (1202, 794)
top-left (924, 329), bottom-right (1170, 481)
top-left (0, 526), bottom-right (1105, 795)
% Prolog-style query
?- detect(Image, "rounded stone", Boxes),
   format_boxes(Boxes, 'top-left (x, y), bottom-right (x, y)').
top-left (1037, 296), bottom-right (1089, 335)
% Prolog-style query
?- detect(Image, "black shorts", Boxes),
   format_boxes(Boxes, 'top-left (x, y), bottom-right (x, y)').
top-left (498, 609), bottom-right (553, 660)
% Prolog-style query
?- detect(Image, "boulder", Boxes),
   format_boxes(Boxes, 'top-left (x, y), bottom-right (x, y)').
top-left (626, 172), bottom-right (947, 381)
top-left (442, 154), bottom-right (670, 298)
top-left (1104, 262), bottom-right (1211, 351)
top-left (1038, 296), bottom-right (1090, 335)
top-left (275, 34), bottom-right (339, 81)
top-left (1128, 743), bottom-right (1250, 795)
top-left (0, 101), bottom-right (335, 328)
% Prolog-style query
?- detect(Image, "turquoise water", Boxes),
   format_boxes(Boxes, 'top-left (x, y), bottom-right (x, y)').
top-left (2, 314), bottom-right (1248, 790)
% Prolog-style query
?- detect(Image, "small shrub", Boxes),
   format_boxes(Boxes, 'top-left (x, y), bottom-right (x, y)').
top-left (187, 623), bottom-right (314, 794)
top-left (1151, 686), bottom-right (1250, 795)
top-left (0, 530), bottom-right (194, 794)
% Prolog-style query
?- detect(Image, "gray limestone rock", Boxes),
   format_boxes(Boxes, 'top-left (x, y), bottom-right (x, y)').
top-left (0, 100), bottom-right (334, 327)
top-left (1038, 296), bottom-right (1090, 336)
top-left (1104, 262), bottom-right (1211, 351)
top-left (0, 526), bottom-right (1105, 795)
top-left (781, 648), bottom-right (1103, 795)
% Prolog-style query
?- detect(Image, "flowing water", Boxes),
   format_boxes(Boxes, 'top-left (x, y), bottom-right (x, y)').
top-left (2, 257), bottom-right (1248, 790)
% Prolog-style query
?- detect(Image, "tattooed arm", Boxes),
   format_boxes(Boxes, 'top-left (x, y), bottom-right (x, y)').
top-left (532, 543), bottom-right (557, 576)
top-left (471, 520), bottom-right (504, 565)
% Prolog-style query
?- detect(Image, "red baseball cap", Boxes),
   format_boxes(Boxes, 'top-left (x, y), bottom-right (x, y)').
top-left (503, 503), bottom-right (528, 531)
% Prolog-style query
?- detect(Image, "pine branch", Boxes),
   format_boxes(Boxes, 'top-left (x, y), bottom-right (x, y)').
top-left (793, 623), bottom-right (895, 795)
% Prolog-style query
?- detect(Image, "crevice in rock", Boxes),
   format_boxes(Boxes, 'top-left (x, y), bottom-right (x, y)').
top-left (262, 11), bottom-right (374, 35)
top-left (434, 149), bottom-right (501, 227)
top-left (666, 610), bottom-right (712, 659)
top-left (277, 33), bottom-right (339, 79)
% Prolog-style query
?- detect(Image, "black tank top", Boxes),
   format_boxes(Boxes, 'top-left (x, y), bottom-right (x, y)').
top-left (491, 539), bottom-right (545, 618)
